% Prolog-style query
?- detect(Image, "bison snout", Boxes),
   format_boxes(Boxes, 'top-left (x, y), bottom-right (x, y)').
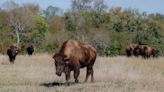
top-left (56, 72), bottom-right (62, 76)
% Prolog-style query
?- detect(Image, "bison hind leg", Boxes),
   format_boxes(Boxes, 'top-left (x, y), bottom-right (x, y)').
top-left (84, 67), bottom-right (94, 82)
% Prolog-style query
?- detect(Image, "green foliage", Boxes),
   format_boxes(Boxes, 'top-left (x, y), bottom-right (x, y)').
top-left (64, 12), bottom-right (76, 32)
top-left (43, 5), bottom-right (62, 20)
top-left (1, 2), bottom-right (164, 56)
top-left (109, 41), bottom-right (122, 55)
top-left (35, 16), bottom-right (48, 34)
top-left (45, 42), bottom-right (59, 53)
top-left (85, 11), bottom-right (108, 28)
top-left (134, 31), bottom-right (151, 45)
top-left (32, 16), bottom-right (48, 52)
top-left (0, 12), bottom-right (13, 54)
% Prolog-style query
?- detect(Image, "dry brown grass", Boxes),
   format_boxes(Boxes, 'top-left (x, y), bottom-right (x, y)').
top-left (0, 54), bottom-right (164, 92)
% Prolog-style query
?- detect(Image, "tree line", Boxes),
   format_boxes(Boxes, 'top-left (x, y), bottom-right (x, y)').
top-left (0, 0), bottom-right (164, 56)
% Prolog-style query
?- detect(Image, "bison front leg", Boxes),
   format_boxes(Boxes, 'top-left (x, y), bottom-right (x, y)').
top-left (73, 66), bottom-right (80, 83)
top-left (65, 72), bottom-right (70, 86)
top-left (64, 67), bottom-right (70, 85)
top-left (9, 57), bottom-right (15, 64)
top-left (12, 56), bottom-right (16, 64)
top-left (9, 57), bottom-right (12, 63)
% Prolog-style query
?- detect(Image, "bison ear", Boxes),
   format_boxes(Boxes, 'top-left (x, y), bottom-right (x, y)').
top-left (52, 54), bottom-right (57, 60)
top-left (52, 53), bottom-right (61, 61)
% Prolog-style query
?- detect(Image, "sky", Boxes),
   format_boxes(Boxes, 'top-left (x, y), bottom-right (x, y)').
top-left (0, 0), bottom-right (164, 14)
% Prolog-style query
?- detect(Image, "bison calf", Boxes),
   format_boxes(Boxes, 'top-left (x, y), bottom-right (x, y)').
top-left (53, 40), bottom-right (97, 85)
top-left (7, 44), bottom-right (20, 64)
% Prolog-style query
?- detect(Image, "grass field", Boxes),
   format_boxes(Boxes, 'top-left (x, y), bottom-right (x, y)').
top-left (0, 54), bottom-right (164, 92)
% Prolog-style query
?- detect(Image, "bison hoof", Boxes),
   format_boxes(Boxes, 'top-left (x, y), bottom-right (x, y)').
top-left (75, 80), bottom-right (79, 83)
top-left (56, 73), bottom-right (61, 76)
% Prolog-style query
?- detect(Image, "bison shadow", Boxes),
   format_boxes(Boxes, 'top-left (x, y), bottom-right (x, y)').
top-left (40, 81), bottom-right (77, 87)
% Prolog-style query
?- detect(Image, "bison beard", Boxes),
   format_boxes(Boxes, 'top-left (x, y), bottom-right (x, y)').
top-left (53, 40), bottom-right (97, 85)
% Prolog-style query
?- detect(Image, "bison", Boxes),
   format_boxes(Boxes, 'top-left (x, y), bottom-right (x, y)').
top-left (7, 44), bottom-right (20, 64)
top-left (133, 45), bottom-right (147, 58)
top-left (26, 44), bottom-right (34, 56)
top-left (126, 44), bottom-right (138, 57)
top-left (127, 44), bottom-right (159, 59)
top-left (134, 45), bottom-right (159, 59)
top-left (53, 40), bottom-right (97, 85)
top-left (143, 46), bottom-right (159, 59)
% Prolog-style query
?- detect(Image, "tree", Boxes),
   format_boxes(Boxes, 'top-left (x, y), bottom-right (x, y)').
top-left (0, 10), bottom-right (13, 54)
top-left (64, 12), bottom-right (76, 32)
top-left (43, 5), bottom-right (63, 21)
top-left (85, 10), bottom-right (108, 28)
top-left (32, 16), bottom-right (48, 52)
top-left (71, 0), bottom-right (107, 13)
top-left (4, 1), bottom-right (38, 45)
top-left (93, 0), bottom-right (107, 13)
top-left (71, 0), bottom-right (93, 12)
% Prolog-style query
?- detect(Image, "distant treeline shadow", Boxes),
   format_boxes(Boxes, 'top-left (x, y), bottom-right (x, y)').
top-left (40, 81), bottom-right (76, 87)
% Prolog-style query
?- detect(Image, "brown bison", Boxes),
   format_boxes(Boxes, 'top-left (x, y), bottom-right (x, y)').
top-left (26, 44), bottom-right (34, 56)
top-left (133, 45), bottom-right (147, 58)
top-left (7, 44), bottom-right (20, 64)
top-left (127, 44), bottom-right (159, 59)
top-left (143, 46), bottom-right (159, 59)
top-left (126, 44), bottom-right (138, 57)
top-left (134, 45), bottom-right (159, 59)
top-left (53, 40), bottom-right (97, 85)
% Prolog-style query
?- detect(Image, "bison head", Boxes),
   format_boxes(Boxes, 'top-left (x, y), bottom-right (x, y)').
top-left (9, 45), bottom-right (20, 56)
top-left (53, 53), bottom-right (68, 76)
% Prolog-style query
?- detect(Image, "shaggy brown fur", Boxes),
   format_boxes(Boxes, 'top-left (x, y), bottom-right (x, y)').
top-left (126, 44), bottom-right (138, 57)
top-left (53, 40), bottom-right (97, 85)
top-left (7, 44), bottom-right (20, 64)
top-left (126, 44), bottom-right (158, 59)
top-left (143, 46), bottom-right (159, 59)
